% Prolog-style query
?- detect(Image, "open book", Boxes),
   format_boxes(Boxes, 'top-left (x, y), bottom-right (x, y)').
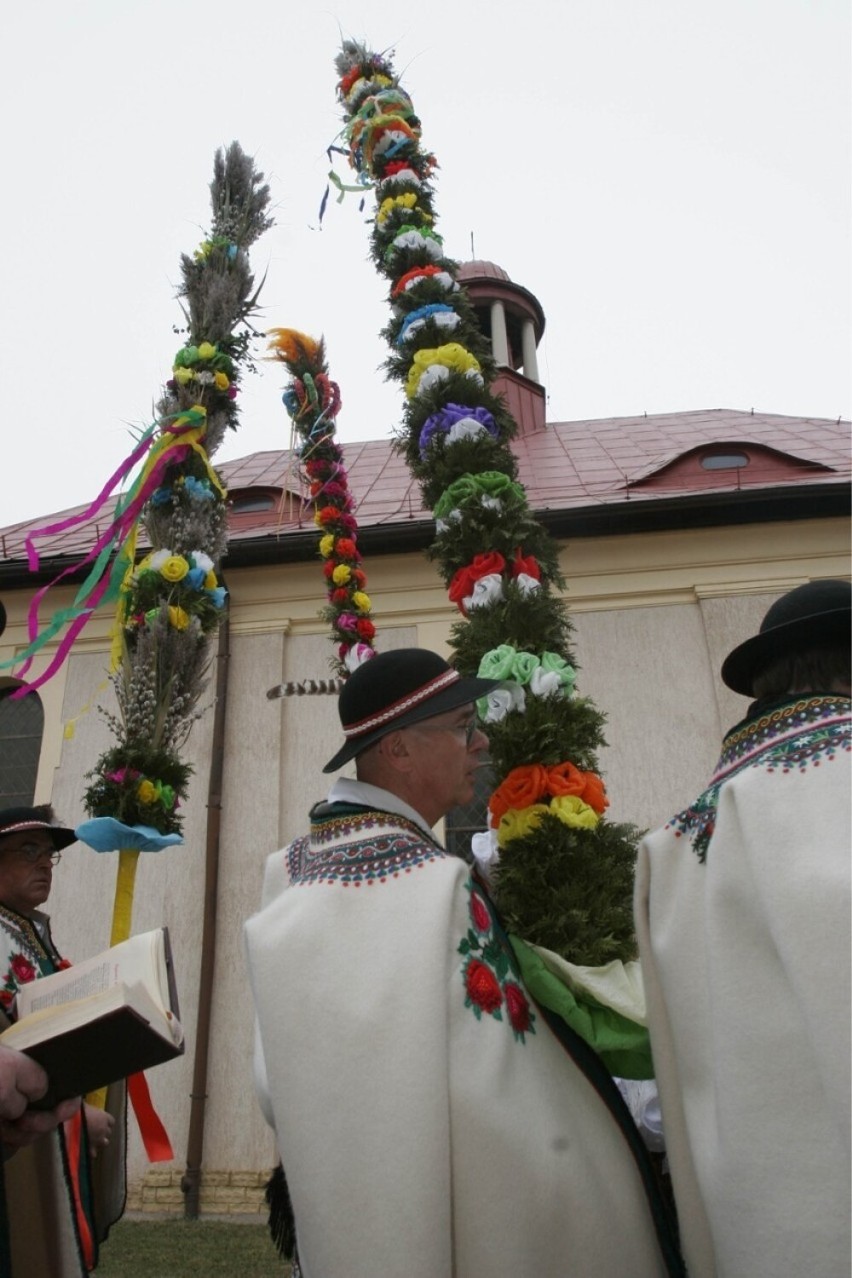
top-left (0, 927), bottom-right (184, 1109)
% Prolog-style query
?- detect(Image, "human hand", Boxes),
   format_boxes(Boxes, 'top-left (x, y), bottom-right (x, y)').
top-left (83, 1101), bottom-right (115, 1154)
top-left (0, 1045), bottom-right (82, 1150)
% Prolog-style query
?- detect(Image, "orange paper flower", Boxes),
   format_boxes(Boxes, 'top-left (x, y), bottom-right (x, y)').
top-left (547, 762), bottom-right (609, 814)
top-left (489, 763), bottom-right (549, 826)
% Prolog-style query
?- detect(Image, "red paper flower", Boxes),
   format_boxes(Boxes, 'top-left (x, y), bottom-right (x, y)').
top-left (512, 548), bottom-right (541, 581)
top-left (335, 538), bottom-right (358, 559)
top-left (504, 982), bottom-right (533, 1034)
top-left (448, 565), bottom-right (476, 605)
top-left (356, 618), bottom-right (376, 640)
top-left (317, 506), bottom-right (340, 526)
top-left (323, 561), bottom-right (336, 580)
top-left (465, 959), bottom-right (503, 1015)
top-left (0, 990), bottom-right (13, 1008)
top-left (331, 588), bottom-right (349, 604)
top-left (470, 550), bottom-right (506, 580)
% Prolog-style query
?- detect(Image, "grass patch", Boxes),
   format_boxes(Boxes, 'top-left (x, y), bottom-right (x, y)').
top-left (97, 1219), bottom-right (289, 1277)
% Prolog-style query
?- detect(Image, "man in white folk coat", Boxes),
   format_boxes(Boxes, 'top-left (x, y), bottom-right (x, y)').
top-left (246, 648), bottom-right (683, 1278)
top-left (636, 580), bottom-right (851, 1278)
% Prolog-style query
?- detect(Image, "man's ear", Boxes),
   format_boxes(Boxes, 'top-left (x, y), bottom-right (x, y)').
top-left (379, 729), bottom-right (415, 771)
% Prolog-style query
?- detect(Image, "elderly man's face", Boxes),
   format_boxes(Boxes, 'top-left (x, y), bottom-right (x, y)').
top-left (402, 703), bottom-right (489, 824)
top-left (0, 832), bottom-right (57, 916)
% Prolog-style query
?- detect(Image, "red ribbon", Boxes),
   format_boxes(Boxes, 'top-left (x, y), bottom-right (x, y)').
top-left (128, 1071), bottom-right (175, 1163)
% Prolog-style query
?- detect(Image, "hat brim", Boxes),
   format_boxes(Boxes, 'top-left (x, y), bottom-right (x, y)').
top-left (0, 820), bottom-right (77, 851)
top-left (323, 673), bottom-right (500, 773)
top-left (721, 607), bottom-right (851, 696)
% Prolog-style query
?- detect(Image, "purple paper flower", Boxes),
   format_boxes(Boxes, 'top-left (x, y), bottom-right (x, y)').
top-left (418, 403), bottom-right (499, 456)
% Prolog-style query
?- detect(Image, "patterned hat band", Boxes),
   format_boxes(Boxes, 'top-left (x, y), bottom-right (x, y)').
top-left (342, 669), bottom-right (461, 739)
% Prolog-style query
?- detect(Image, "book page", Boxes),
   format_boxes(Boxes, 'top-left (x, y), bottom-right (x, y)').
top-left (0, 980), bottom-right (184, 1052)
top-left (15, 929), bottom-right (166, 1019)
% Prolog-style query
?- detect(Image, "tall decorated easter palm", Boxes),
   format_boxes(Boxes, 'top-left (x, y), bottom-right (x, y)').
top-left (333, 44), bottom-right (643, 977)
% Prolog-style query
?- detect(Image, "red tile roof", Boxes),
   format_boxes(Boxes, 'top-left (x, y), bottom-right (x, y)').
top-left (1, 410), bottom-right (848, 563)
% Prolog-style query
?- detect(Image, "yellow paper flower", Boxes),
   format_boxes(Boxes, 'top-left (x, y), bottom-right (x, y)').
top-left (203, 571), bottom-right (217, 590)
top-left (377, 193), bottom-right (419, 225)
top-left (160, 556), bottom-right (189, 583)
top-left (213, 370), bottom-right (230, 391)
top-left (137, 779), bottom-right (157, 805)
top-left (550, 795), bottom-right (600, 830)
top-left (319, 534), bottom-right (335, 558)
top-left (168, 605), bottom-right (190, 631)
top-left (405, 343), bottom-right (482, 398)
top-left (197, 342), bottom-right (217, 361)
top-left (496, 804), bottom-right (551, 848)
top-left (332, 564), bottom-right (352, 586)
top-left (173, 366), bottom-right (194, 385)
top-left (351, 591), bottom-right (372, 613)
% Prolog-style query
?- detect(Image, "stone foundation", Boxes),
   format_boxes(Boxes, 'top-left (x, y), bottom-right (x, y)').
top-left (125, 1168), bottom-right (269, 1217)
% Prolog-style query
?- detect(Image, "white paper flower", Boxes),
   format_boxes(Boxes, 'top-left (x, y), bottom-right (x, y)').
top-left (446, 418), bottom-right (487, 445)
top-left (529, 667), bottom-right (563, 698)
top-left (435, 508), bottom-right (462, 534)
top-left (374, 129), bottom-right (412, 159)
top-left (391, 229), bottom-right (443, 260)
top-left (477, 684), bottom-right (526, 723)
top-left (465, 573), bottom-right (504, 612)
top-left (149, 549), bottom-right (172, 570)
top-left (190, 550), bottom-right (214, 573)
top-left (471, 829), bottom-right (501, 883)
top-left (480, 495), bottom-right (502, 512)
top-left (464, 368), bottom-right (485, 386)
top-left (344, 643), bottom-right (375, 673)
top-left (400, 311), bottom-right (460, 342)
top-left (415, 363), bottom-right (451, 396)
top-left (515, 572), bottom-right (541, 597)
top-left (378, 168), bottom-right (422, 190)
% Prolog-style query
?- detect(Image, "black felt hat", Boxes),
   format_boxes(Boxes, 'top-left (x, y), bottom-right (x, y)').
top-left (323, 648), bottom-right (500, 773)
top-left (721, 579), bottom-right (851, 696)
top-left (0, 805), bottom-right (78, 851)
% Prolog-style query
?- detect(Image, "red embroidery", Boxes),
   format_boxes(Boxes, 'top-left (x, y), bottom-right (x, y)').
top-left (458, 878), bottom-right (536, 1043)
top-left (10, 954), bottom-right (36, 984)
top-left (504, 982), bottom-right (532, 1035)
top-left (469, 890), bottom-right (490, 933)
top-left (465, 959), bottom-right (503, 1015)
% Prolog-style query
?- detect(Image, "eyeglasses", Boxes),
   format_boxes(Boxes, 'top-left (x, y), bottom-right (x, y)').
top-left (5, 842), bottom-right (61, 866)
top-left (413, 716), bottom-right (482, 747)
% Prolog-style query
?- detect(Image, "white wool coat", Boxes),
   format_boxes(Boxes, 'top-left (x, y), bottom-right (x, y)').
top-left (636, 694), bottom-right (851, 1278)
top-left (247, 780), bottom-right (680, 1278)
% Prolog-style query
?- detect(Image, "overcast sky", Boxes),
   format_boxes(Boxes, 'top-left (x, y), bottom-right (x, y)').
top-left (1, 0), bottom-right (848, 529)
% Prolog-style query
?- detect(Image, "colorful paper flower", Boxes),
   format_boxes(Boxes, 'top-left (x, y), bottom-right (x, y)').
top-left (550, 795), bottom-right (601, 830)
top-left (160, 556), bottom-right (189, 583)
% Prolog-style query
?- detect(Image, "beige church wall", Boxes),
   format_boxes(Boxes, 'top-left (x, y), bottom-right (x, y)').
top-left (569, 603), bottom-right (722, 830)
top-left (0, 508), bottom-right (847, 1209)
top-left (555, 515), bottom-right (849, 826)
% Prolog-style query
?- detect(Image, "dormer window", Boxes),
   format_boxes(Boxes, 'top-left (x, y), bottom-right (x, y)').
top-left (228, 488), bottom-right (280, 514)
top-left (700, 451), bottom-right (750, 471)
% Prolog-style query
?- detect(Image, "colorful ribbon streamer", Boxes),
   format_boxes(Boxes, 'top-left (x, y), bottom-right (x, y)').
top-left (3, 407), bottom-right (222, 697)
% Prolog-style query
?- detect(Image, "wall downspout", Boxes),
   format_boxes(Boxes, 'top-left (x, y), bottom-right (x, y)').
top-left (181, 613), bottom-right (230, 1218)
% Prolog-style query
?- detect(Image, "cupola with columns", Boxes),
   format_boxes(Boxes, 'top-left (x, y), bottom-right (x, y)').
top-left (457, 259), bottom-right (547, 435)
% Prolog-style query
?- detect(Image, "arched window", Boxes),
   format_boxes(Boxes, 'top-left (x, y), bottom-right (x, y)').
top-left (0, 682), bottom-right (44, 807)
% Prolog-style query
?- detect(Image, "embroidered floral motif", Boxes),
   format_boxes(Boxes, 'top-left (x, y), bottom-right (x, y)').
top-left (464, 958), bottom-right (503, 1016)
top-left (669, 696), bottom-right (851, 863)
top-left (2, 951), bottom-right (37, 1008)
top-left (458, 878), bottom-right (535, 1043)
